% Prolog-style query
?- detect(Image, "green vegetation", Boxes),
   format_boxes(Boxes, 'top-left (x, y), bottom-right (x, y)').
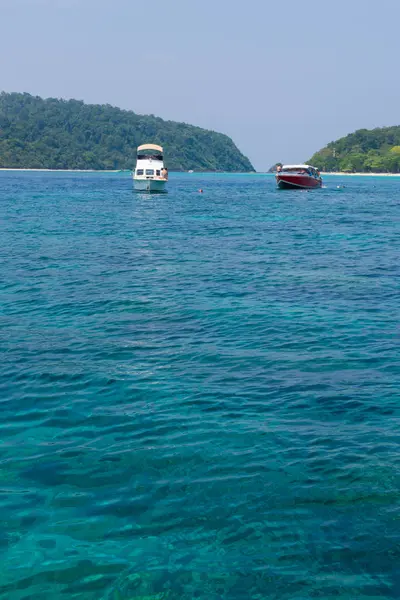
top-left (0, 92), bottom-right (254, 172)
top-left (309, 126), bottom-right (400, 173)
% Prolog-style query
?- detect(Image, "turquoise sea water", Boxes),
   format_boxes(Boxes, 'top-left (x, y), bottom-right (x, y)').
top-left (1, 171), bottom-right (399, 599)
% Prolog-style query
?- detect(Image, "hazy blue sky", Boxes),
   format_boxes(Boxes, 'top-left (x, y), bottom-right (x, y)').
top-left (1, 0), bottom-right (399, 170)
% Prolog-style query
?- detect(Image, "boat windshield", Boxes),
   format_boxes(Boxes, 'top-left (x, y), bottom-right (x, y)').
top-left (137, 154), bottom-right (163, 161)
top-left (282, 167), bottom-right (320, 177)
top-left (282, 167), bottom-right (308, 174)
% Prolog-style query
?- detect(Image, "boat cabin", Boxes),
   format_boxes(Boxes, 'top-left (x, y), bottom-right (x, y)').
top-left (134, 144), bottom-right (167, 180)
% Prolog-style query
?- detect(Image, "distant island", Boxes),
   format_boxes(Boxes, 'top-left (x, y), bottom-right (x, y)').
top-left (309, 126), bottom-right (400, 173)
top-left (0, 92), bottom-right (254, 172)
top-left (268, 162), bottom-right (282, 173)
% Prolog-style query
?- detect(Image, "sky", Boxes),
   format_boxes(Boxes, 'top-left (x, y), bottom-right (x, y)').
top-left (0, 0), bottom-right (399, 171)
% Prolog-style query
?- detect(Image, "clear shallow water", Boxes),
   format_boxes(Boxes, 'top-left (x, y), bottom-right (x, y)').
top-left (0, 171), bottom-right (399, 599)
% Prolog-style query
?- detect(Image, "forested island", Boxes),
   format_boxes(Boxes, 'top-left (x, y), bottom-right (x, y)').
top-left (268, 163), bottom-right (282, 173)
top-left (0, 92), bottom-right (254, 172)
top-left (309, 126), bottom-right (400, 173)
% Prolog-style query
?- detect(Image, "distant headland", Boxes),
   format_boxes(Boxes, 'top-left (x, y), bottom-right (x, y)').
top-left (0, 92), bottom-right (255, 173)
top-left (309, 126), bottom-right (400, 173)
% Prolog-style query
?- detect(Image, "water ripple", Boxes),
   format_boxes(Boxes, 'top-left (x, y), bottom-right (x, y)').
top-left (0, 172), bottom-right (400, 599)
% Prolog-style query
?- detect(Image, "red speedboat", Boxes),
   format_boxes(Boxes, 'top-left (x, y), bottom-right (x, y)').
top-left (276, 165), bottom-right (322, 189)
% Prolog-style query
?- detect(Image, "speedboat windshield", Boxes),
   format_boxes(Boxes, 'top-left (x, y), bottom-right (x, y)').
top-left (281, 165), bottom-right (320, 177)
top-left (282, 166), bottom-right (308, 174)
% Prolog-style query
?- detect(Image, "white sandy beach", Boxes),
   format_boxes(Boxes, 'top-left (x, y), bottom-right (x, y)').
top-left (321, 171), bottom-right (400, 177)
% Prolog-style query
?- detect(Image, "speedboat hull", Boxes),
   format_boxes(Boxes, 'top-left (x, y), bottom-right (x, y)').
top-left (276, 174), bottom-right (322, 190)
top-left (133, 178), bottom-right (167, 193)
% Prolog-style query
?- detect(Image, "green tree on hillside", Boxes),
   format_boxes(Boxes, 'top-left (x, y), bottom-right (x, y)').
top-left (309, 126), bottom-right (400, 173)
top-left (0, 92), bottom-right (254, 172)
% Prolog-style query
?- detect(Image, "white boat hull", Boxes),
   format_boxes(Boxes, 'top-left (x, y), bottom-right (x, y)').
top-left (133, 178), bottom-right (167, 193)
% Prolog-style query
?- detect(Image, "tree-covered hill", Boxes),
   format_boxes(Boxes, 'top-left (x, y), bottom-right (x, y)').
top-left (309, 126), bottom-right (400, 173)
top-left (0, 92), bottom-right (254, 172)
top-left (267, 162), bottom-right (282, 173)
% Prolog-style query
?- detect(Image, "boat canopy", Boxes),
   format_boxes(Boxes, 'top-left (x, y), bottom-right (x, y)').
top-left (137, 144), bottom-right (163, 153)
top-left (282, 164), bottom-right (311, 170)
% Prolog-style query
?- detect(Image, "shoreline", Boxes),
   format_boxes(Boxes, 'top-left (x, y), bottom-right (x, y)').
top-left (2, 168), bottom-right (400, 177)
top-left (0, 168), bottom-right (251, 174)
top-left (321, 171), bottom-right (400, 177)
top-left (0, 168), bottom-right (123, 173)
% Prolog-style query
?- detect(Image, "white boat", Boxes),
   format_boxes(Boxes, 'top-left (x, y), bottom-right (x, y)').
top-left (133, 144), bottom-right (167, 192)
